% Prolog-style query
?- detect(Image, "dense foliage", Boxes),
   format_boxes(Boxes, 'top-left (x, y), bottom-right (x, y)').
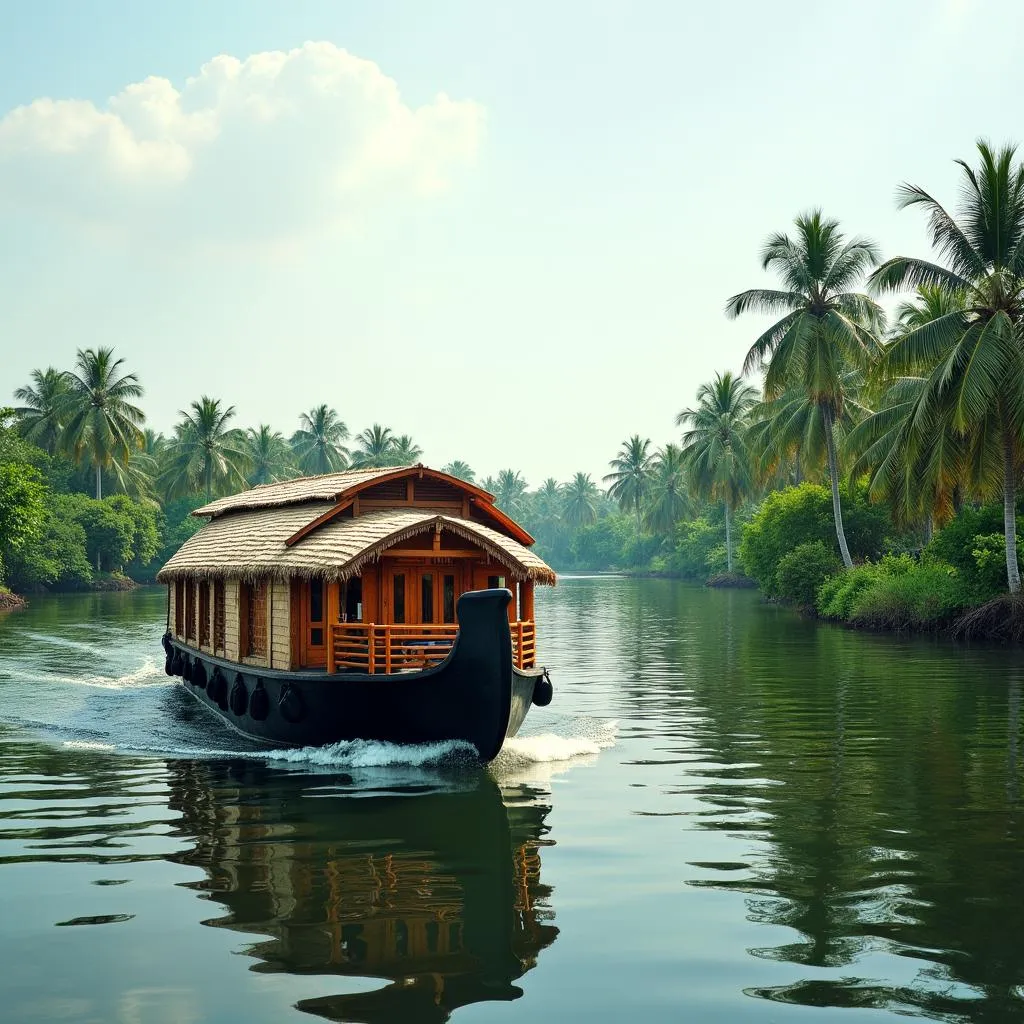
top-left (7, 142), bottom-right (1024, 641)
top-left (739, 484), bottom-right (887, 597)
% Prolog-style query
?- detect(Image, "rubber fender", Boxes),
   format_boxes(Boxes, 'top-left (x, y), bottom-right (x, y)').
top-left (249, 681), bottom-right (270, 721)
top-left (532, 673), bottom-right (553, 707)
top-left (170, 651), bottom-right (184, 677)
top-left (208, 669), bottom-right (227, 708)
top-left (182, 657), bottom-right (193, 683)
top-left (164, 651), bottom-right (175, 676)
top-left (279, 682), bottom-right (306, 724)
top-left (229, 677), bottom-right (249, 717)
top-left (191, 659), bottom-right (207, 689)
top-left (161, 632), bottom-right (172, 656)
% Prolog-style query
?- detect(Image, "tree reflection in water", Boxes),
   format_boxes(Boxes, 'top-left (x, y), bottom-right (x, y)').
top-left (668, 597), bottom-right (1024, 1023)
top-left (167, 762), bottom-right (557, 1024)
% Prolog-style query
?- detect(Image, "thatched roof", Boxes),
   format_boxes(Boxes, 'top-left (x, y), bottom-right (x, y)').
top-left (157, 507), bottom-right (556, 586)
top-left (194, 467), bottom-right (413, 518)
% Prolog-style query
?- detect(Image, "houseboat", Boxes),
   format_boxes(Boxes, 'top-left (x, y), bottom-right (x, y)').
top-left (157, 465), bottom-right (556, 761)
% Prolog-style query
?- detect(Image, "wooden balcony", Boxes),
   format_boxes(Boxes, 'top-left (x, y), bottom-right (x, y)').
top-left (329, 621), bottom-right (536, 673)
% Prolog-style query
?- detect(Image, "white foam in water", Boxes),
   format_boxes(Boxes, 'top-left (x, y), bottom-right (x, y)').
top-left (491, 719), bottom-right (617, 779)
top-left (263, 738), bottom-right (477, 769)
top-left (62, 740), bottom-right (117, 752)
top-left (75, 657), bottom-right (164, 689)
top-left (26, 658), bottom-right (167, 691)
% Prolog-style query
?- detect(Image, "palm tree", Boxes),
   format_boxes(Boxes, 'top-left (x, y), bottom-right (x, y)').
top-left (245, 425), bottom-right (293, 486)
top-left (846, 375), bottom-right (969, 533)
top-left (727, 210), bottom-right (884, 568)
top-left (494, 469), bottom-right (528, 516)
top-left (604, 435), bottom-right (655, 531)
top-left (160, 397), bottom-right (249, 502)
top-left (96, 426), bottom-right (161, 502)
top-left (350, 424), bottom-right (397, 468)
top-left (846, 287), bottom-right (972, 532)
top-left (441, 460), bottom-right (476, 483)
top-left (290, 405), bottom-right (348, 475)
top-left (745, 370), bottom-right (870, 490)
top-left (534, 477), bottom-right (564, 528)
top-left (868, 141), bottom-right (1024, 592)
top-left (563, 472), bottom-right (599, 527)
top-left (645, 444), bottom-right (690, 535)
top-left (677, 373), bottom-right (758, 570)
top-left (893, 283), bottom-right (967, 333)
top-left (481, 474), bottom-right (498, 495)
top-left (13, 367), bottom-right (71, 453)
top-left (61, 347), bottom-right (146, 499)
top-left (389, 434), bottom-right (423, 465)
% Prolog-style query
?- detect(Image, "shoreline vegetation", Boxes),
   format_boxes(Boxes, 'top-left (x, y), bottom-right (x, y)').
top-left (5, 141), bottom-right (1024, 641)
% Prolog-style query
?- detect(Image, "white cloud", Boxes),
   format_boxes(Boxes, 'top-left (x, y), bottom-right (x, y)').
top-left (0, 42), bottom-right (485, 244)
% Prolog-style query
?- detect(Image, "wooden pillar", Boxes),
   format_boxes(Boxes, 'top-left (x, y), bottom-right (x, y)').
top-left (520, 580), bottom-right (535, 623)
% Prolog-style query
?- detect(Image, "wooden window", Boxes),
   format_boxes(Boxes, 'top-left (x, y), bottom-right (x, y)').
top-left (443, 574), bottom-right (456, 624)
top-left (213, 580), bottom-right (225, 652)
top-left (309, 579), bottom-right (324, 647)
top-left (340, 578), bottom-right (362, 623)
top-left (420, 572), bottom-right (434, 623)
top-left (174, 580), bottom-right (184, 636)
top-left (393, 574), bottom-right (406, 624)
top-left (185, 582), bottom-right (197, 641)
top-left (198, 582), bottom-right (211, 647)
top-left (241, 581), bottom-right (268, 659)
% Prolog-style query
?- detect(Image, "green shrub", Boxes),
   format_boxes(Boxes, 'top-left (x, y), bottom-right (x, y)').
top-left (739, 483), bottom-right (887, 597)
top-left (668, 518), bottom-right (725, 579)
top-left (926, 504), bottom-right (1021, 601)
top-left (816, 553), bottom-right (916, 620)
top-left (775, 541), bottom-right (840, 606)
top-left (848, 560), bottom-right (966, 630)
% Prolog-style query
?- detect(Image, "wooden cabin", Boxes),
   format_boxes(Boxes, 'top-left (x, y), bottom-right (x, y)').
top-left (158, 466), bottom-right (556, 675)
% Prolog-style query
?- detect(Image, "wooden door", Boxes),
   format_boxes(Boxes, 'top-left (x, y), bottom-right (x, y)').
top-left (300, 577), bottom-right (327, 668)
top-left (382, 561), bottom-right (461, 624)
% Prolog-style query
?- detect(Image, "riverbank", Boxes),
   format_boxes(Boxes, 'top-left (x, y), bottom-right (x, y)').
top-left (0, 588), bottom-right (26, 611)
top-left (1, 573), bottom-right (139, 607)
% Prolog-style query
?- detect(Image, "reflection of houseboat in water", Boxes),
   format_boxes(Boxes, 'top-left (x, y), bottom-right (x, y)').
top-left (168, 763), bottom-right (558, 1023)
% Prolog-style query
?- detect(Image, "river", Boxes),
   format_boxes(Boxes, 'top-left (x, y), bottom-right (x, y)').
top-left (1, 578), bottom-right (1023, 1023)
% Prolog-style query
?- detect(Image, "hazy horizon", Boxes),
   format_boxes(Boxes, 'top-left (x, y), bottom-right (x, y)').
top-left (2, 0), bottom-right (1021, 485)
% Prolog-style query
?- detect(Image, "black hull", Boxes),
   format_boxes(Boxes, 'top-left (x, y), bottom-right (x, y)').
top-left (162, 589), bottom-right (549, 762)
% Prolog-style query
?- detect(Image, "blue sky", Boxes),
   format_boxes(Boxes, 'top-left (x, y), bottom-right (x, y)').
top-left (1, 0), bottom-right (1021, 482)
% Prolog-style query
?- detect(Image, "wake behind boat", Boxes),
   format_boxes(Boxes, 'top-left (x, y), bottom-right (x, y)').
top-left (157, 465), bottom-right (555, 761)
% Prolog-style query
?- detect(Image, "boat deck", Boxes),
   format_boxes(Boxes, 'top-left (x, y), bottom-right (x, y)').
top-left (329, 620), bottom-right (536, 673)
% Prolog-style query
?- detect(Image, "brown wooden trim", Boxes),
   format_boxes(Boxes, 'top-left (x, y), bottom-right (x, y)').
top-left (283, 467), bottom-right (521, 547)
top-left (376, 549), bottom-right (487, 559)
top-left (469, 498), bottom-right (536, 545)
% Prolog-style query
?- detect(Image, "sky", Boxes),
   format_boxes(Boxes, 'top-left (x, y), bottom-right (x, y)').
top-left (1, 0), bottom-right (1022, 485)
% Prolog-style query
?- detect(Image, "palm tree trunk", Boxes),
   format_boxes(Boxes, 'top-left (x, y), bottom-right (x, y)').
top-left (205, 459), bottom-right (213, 503)
top-left (95, 464), bottom-right (102, 501)
top-left (823, 409), bottom-right (853, 570)
top-left (724, 500), bottom-right (733, 573)
top-left (1003, 427), bottom-right (1020, 594)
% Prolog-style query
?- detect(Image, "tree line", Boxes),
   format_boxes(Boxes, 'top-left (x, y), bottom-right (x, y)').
top-left (5, 139), bottom-right (1024, 635)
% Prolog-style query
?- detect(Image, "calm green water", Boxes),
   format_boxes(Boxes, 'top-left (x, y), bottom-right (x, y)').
top-left (2, 579), bottom-right (1024, 1023)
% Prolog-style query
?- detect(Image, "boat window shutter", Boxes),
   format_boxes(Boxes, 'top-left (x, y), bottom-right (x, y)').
top-left (246, 582), bottom-right (268, 658)
top-left (185, 582), bottom-right (197, 641)
top-left (443, 574), bottom-right (456, 623)
top-left (239, 583), bottom-right (250, 658)
top-left (174, 580), bottom-right (184, 636)
top-left (213, 580), bottom-right (225, 653)
top-left (198, 582), bottom-right (211, 647)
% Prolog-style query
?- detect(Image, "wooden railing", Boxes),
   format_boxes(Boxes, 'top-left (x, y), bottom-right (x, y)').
top-left (329, 621), bottom-right (536, 673)
top-left (512, 620), bottom-right (536, 670)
